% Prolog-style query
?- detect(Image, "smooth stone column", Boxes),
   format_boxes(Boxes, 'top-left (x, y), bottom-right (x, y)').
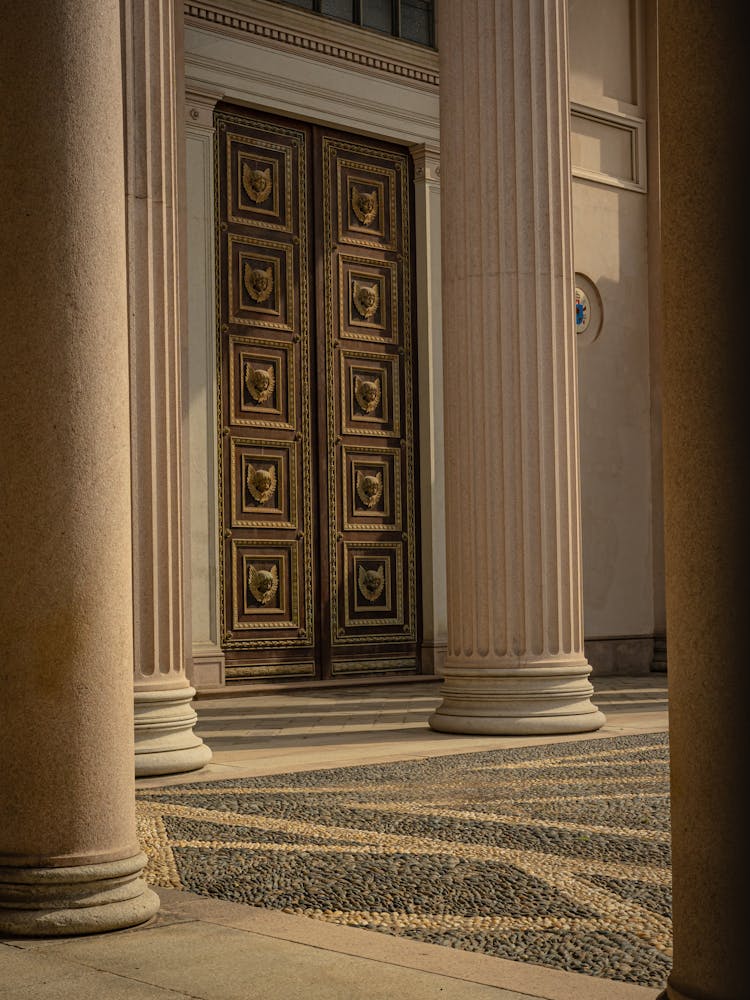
top-left (429, 0), bottom-right (605, 735)
top-left (0, 0), bottom-right (159, 934)
top-left (124, 0), bottom-right (212, 776)
top-left (657, 3), bottom-right (748, 998)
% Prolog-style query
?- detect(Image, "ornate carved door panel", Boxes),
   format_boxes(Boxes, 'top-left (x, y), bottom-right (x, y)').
top-left (319, 130), bottom-right (419, 678)
top-left (215, 107), bottom-right (419, 681)
top-left (216, 110), bottom-right (316, 681)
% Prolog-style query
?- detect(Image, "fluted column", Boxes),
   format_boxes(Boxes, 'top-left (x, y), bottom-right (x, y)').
top-left (185, 85), bottom-right (226, 688)
top-left (657, 4), bottom-right (747, 998)
top-left (0, 0), bottom-right (159, 934)
top-left (125, 0), bottom-right (212, 776)
top-left (410, 144), bottom-right (448, 674)
top-left (429, 0), bottom-right (605, 735)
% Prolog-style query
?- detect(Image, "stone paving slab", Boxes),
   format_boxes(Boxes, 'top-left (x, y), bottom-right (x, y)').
top-left (0, 943), bottom-right (183, 1000)
top-left (8, 921), bottom-right (534, 1000)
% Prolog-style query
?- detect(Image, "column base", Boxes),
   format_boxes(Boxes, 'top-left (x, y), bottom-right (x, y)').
top-left (657, 985), bottom-right (690, 1000)
top-left (134, 684), bottom-right (212, 777)
top-left (428, 659), bottom-right (607, 735)
top-left (0, 853), bottom-right (160, 937)
top-left (657, 978), bottom-right (724, 1000)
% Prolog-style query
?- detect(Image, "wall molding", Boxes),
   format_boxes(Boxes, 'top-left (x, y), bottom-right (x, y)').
top-left (184, 1), bottom-right (439, 88)
top-left (571, 101), bottom-right (647, 193)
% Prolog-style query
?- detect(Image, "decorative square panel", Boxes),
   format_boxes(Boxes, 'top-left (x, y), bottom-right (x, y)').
top-left (228, 235), bottom-right (294, 330)
top-left (346, 176), bottom-right (386, 238)
top-left (335, 155), bottom-right (398, 251)
top-left (229, 336), bottom-right (295, 429)
top-left (340, 349), bottom-right (400, 437)
top-left (338, 255), bottom-right (398, 343)
top-left (226, 131), bottom-right (294, 232)
top-left (342, 446), bottom-right (401, 531)
top-left (230, 438), bottom-right (297, 529)
top-left (231, 540), bottom-right (300, 632)
top-left (343, 542), bottom-right (404, 628)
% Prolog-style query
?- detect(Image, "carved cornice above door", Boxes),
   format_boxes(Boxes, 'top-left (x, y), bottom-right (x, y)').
top-left (184, 1), bottom-right (439, 89)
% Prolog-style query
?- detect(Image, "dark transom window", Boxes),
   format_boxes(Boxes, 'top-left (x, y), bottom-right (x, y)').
top-left (275, 0), bottom-right (435, 48)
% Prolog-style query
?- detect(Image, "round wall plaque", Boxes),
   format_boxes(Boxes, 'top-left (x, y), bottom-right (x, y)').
top-left (573, 272), bottom-right (603, 345)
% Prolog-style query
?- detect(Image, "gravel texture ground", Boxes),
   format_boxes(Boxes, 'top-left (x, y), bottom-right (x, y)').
top-left (136, 732), bottom-right (671, 988)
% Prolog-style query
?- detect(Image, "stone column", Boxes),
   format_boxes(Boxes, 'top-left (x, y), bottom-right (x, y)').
top-left (0, 1), bottom-right (160, 934)
top-left (657, 3), bottom-right (747, 998)
top-left (429, 0), bottom-right (606, 735)
top-left (410, 144), bottom-right (448, 675)
top-left (124, 0), bottom-right (212, 775)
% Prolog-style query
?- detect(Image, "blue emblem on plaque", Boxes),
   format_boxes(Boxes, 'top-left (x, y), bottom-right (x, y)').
top-left (575, 286), bottom-right (590, 334)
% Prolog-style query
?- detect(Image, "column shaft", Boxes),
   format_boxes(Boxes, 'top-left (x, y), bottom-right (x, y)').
top-left (658, 3), bottom-right (748, 998)
top-left (429, 0), bottom-right (605, 734)
top-left (124, 0), bottom-right (211, 775)
top-left (0, 0), bottom-right (159, 934)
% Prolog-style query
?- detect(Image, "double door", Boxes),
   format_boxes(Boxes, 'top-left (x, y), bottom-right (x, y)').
top-left (215, 106), bottom-right (420, 681)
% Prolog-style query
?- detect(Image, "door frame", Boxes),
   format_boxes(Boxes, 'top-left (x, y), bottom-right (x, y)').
top-left (183, 6), bottom-right (445, 687)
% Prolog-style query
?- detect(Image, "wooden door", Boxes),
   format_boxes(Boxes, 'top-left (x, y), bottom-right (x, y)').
top-left (215, 106), bottom-right (420, 682)
top-left (317, 128), bottom-right (419, 678)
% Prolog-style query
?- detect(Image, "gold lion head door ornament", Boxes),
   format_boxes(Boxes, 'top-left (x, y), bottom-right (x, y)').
top-left (245, 361), bottom-right (275, 404)
top-left (247, 463), bottom-right (277, 505)
top-left (356, 470), bottom-right (383, 509)
top-left (354, 374), bottom-right (381, 414)
top-left (244, 262), bottom-right (274, 304)
top-left (352, 187), bottom-right (378, 226)
top-left (248, 564), bottom-right (279, 606)
top-left (352, 280), bottom-right (379, 321)
top-left (242, 163), bottom-right (272, 205)
top-left (358, 563), bottom-right (385, 603)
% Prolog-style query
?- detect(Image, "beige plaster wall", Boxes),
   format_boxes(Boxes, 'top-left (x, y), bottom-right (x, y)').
top-left (570, 0), bottom-right (658, 655)
top-left (573, 179), bottom-right (654, 643)
top-left (569, 0), bottom-right (639, 109)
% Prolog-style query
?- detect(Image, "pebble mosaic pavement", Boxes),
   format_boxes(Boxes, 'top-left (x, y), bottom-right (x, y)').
top-left (136, 732), bottom-right (671, 989)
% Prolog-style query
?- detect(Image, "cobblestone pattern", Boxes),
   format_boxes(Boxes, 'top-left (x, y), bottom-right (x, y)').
top-left (136, 733), bottom-right (671, 988)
